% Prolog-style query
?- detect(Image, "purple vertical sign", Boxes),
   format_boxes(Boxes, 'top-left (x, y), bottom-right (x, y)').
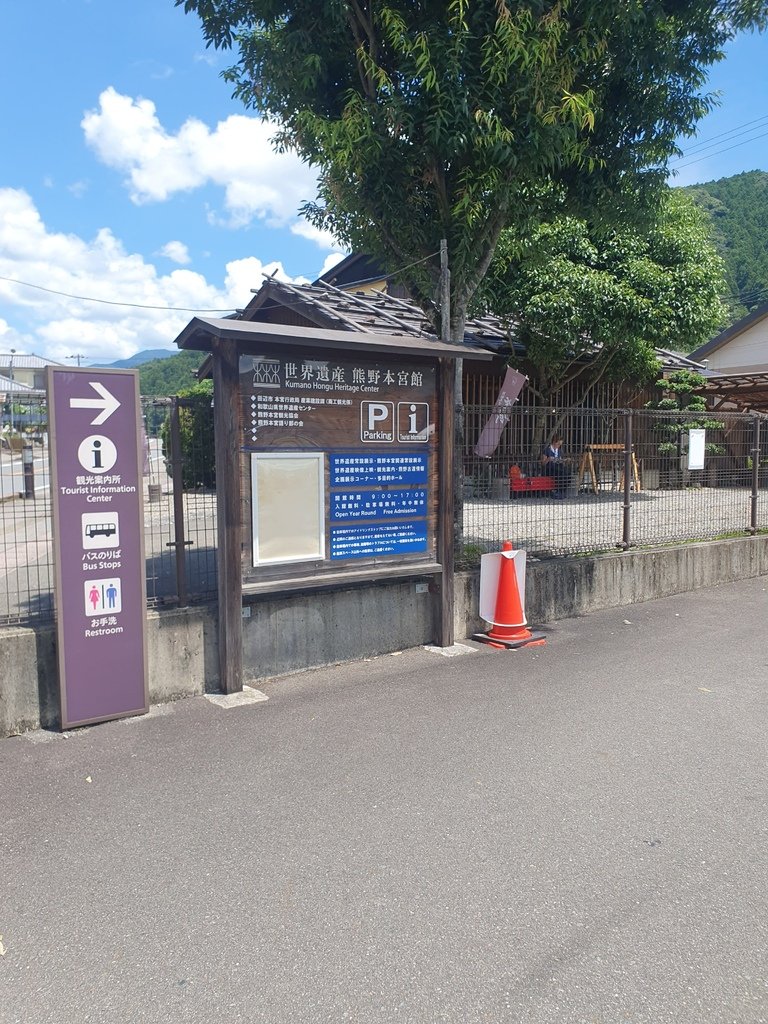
top-left (47, 368), bottom-right (148, 728)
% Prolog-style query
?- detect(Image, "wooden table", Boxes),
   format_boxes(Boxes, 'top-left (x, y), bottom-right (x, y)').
top-left (577, 444), bottom-right (641, 494)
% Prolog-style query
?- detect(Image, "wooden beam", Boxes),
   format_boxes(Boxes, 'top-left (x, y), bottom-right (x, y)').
top-left (212, 337), bottom-right (243, 693)
top-left (242, 563), bottom-right (442, 598)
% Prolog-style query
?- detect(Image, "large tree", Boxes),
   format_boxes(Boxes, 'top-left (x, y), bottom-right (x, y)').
top-left (177, 0), bottom-right (766, 341)
top-left (479, 188), bottom-right (729, 407)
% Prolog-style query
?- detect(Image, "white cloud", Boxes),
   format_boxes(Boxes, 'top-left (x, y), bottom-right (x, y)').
top-left (318, 253), bottom-right (348, 279)
top-left (82, 87), bottom-right (321, 233)
top-left (158, 240), bottom-right (191, 265)
top-left (0, 188), bottom-right (319, 363)
top-left (290, 219), bottom-right (339, 250)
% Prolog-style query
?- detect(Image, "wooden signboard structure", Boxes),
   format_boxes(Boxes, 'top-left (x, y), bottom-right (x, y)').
top-left (175, 318), bottom-right (492, 692)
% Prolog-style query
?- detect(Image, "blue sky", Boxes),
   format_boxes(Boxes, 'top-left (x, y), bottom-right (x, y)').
top-left (0, 3), bottom-right (766, 364)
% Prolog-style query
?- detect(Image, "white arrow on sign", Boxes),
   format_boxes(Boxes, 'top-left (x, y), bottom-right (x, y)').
top-left (69, 382), bottom-right (121, 425)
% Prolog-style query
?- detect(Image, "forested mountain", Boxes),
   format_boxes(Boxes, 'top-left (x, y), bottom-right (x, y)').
top-left (138, 349), bottom-right (205, 396)
top-left (103, 349), bottom-right (174, 369)
top-left (684, 170), bottom-right (768, 324)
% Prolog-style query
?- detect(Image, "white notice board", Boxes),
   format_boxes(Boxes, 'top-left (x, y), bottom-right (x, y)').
top-left (251, 452), bottom-right (325, 565)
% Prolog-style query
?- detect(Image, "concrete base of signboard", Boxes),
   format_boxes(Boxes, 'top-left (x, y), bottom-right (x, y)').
top-left (3, 534), bottom-right (768, 739)
top-left (204, 686), bottom-right (269, 709)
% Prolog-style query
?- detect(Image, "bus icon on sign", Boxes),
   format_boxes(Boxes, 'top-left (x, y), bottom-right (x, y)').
top-left (85, 522), bottom-right (116, 538)
top-left (81, 512), bottom-right (120, 550)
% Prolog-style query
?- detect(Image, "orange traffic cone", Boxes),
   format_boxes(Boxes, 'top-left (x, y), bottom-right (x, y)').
top-left (474, 540), bottom-right (546, 650)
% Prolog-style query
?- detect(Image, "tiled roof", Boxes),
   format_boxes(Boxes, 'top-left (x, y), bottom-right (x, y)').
top-left (240, 279), bottom-right (704, 373)
top-left (654, 348), bottom-right (706, 372)
top-left (241, 278), bottom-right (523, 355)
top-left (0, 352), bottom-right (66, 369)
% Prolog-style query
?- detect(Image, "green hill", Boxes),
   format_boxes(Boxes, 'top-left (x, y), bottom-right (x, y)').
top-left (138, 349), bottom-right (206, 396)
top-left (684, 169), bottom-right (768, 324)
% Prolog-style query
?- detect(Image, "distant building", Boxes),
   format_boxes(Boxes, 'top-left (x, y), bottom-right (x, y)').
top-left (0, 352), bottom-right (66, 392)
top-left (690, 302), bottom-right (768, 411)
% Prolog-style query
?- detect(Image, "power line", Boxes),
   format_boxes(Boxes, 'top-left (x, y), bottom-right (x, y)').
top-left (671, 120), bottom-right (768, 163)
top-left (0, 275), bottom-right (237, 313)
top-left (672, 112), bottom-right (768, 160)
top-left (728, 284), bottom-right (768, 306)
top-left (671, 127), bottom-right (768, 171)
top-left (0, 251), bottom-right (440, 316)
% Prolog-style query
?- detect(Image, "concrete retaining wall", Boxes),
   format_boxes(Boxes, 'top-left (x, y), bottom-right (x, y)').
top-left (2, 535), bottom-right (767, 738)
top-left (457, 534), bottom-right (768, 635)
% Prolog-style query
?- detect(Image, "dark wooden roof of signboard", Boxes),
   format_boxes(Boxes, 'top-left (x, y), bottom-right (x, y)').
top-left (175, 315), bottom-right (494, 360)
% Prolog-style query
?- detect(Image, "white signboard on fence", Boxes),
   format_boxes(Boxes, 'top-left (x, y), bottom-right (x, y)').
top-left (687, 429), bottom-right (706, 471)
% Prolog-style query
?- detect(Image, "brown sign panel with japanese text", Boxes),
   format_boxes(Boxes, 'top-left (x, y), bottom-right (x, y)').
top-left (239, 348), bottom-right (438, 579)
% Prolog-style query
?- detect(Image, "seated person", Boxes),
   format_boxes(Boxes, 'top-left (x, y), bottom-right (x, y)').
top-left (540, 434), bottom-right (572, 496)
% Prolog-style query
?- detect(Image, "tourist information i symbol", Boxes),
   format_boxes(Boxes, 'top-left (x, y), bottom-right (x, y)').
top-left (77, 435), bottom-right (118, 474)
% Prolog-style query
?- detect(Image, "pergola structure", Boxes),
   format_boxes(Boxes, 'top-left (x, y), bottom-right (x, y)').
top-left (697, 372), bottom-right (768, 413)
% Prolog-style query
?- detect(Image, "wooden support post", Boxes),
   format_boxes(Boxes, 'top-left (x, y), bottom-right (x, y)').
top-left (212, 338), bottom-right (243, 693)
top-left (437, 356), bottom-right (455, 647)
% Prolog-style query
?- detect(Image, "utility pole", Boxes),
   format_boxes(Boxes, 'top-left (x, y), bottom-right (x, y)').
top-left (8, 348), bottom-right (15, 435)
top-left (440, 239), bottom-right (450, 343)
top-left (437, 239), bottom-right (456, 647)
top-left (67, 354), bottom-right (85, 367)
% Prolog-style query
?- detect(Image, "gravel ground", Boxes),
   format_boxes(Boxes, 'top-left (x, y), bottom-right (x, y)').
top-left (464, 485), bottom-right (768, 555)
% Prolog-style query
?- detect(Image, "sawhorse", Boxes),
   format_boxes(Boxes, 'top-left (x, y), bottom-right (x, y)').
top-left (577, 444), bottom-right (641, 494)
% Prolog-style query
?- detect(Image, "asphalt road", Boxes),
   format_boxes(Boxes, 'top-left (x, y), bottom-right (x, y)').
top-left (2, 577), bottom-right (768, 1023)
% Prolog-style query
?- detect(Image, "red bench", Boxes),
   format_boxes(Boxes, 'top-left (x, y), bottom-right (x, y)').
top-left (509, 474), bottom-right (555, 495)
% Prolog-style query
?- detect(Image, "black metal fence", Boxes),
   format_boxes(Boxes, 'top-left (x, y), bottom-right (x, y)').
top-left (462, 406), bottom-right (768, 559)
top-left (0, 396), bottom-right (217, 627)
top-left (1, 401), bottom-right (766, 627)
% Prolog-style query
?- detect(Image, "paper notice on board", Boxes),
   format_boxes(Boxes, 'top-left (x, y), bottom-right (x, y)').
top-left (688, 429), bottom-right (706, 470)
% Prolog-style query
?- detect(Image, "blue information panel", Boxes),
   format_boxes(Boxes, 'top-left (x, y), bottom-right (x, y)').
top-left (330, 453), bottom-right (428, 486)
top-left (331, 522), bottom-right (428, 560)
top-left (331, 488), bottom-right (427, 522)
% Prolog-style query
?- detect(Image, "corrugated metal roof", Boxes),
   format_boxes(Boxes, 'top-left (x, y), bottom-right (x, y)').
top-left (0, 374), bottom-right (33, 391)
